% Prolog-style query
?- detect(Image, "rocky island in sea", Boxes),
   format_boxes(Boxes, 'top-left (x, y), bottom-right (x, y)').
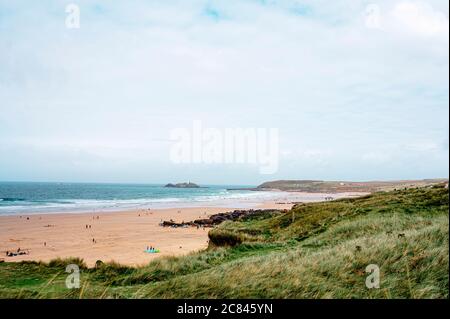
top-left (164, 182), bottom-right (201, 188)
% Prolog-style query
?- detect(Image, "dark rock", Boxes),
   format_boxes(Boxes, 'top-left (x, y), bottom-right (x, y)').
top-left (160, 209), bottom-right (282, 228)
top-left (164, 182), bottom-right (200, 188)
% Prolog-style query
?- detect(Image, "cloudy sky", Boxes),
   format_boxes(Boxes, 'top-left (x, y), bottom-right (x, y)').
top-left (0, 0), bottom-right (448, 184)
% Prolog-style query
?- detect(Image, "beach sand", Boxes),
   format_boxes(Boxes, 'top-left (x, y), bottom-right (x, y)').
top-left (0, 207), bottom-right (233, 267)
top-left (0, 192), bottom-right (365, 267)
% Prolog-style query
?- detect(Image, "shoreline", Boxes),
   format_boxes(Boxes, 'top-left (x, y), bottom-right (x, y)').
top-left (0, 192), bottom-right (367, 267)
top-left (0, 191), bottom-right (366, 217)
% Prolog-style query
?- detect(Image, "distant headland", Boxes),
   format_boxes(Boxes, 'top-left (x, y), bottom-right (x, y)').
top-left (227, 178), bottom-right (448, 193)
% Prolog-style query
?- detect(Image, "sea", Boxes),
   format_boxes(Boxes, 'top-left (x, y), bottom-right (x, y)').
top-left (0, 182), bottom-right (287, 215)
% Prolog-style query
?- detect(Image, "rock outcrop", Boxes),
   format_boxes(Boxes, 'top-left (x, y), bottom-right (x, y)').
top-left (160, 209), bottom-right (282, 228)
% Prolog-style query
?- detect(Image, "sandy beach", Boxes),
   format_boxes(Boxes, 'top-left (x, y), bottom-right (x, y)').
top-left (0, 207), bottom-right (231, 267)
top-left (0, 192), bottom-right (364, 267)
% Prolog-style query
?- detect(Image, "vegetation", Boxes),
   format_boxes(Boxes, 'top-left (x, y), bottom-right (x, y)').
top-left (0, 184), bottom-right (448, 298)
top-left (256, 179), bottom-right (448, 192)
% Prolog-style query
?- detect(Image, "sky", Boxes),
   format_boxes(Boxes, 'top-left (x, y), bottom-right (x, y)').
top-left (0, 0), bottom-right (448, 185)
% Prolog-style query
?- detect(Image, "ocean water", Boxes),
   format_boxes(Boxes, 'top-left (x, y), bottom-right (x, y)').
top-left (0, 182), bottom-right (282, 215)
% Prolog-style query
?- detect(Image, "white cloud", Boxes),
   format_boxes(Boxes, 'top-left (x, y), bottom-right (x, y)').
top-left (362, 152), bottom-right (391, 164)
top-left (390, 1), bottom-right (449, 38)
top-left (0, 0), bottom-right (448, 183)
top-left (404, 140), bottom-right (441, 152)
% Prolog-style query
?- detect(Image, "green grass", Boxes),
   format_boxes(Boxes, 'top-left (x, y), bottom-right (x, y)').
top-left (0, 185), bottom-right (448, 298)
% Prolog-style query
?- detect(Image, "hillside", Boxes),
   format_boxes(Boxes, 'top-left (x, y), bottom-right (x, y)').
top-left (256, 179), bottom-right (448, 193)
top-left (0, 184), bottom-right (448, 298)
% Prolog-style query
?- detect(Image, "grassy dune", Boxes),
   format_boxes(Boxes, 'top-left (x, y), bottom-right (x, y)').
top-left (0, 184), bottom-right (448, 298)
top-left (256, 179), bottom-right (448, 192)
